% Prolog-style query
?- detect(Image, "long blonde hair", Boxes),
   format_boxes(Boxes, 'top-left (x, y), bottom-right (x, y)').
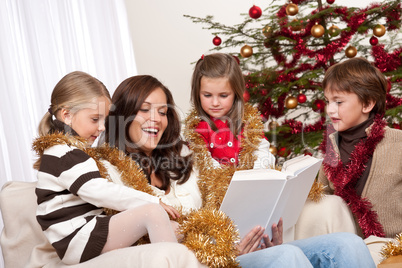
top-left (38, 71), bottom-right (111, 136)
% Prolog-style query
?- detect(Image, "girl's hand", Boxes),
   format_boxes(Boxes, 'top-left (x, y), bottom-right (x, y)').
top-left (237, 218), bottom-right (284, 256)
top-left (236, 226), bottom-right (265, 256)
top-left (260, 218), bottom-right (283, 249)
top-left (159, 200), bottom-right (180, 219)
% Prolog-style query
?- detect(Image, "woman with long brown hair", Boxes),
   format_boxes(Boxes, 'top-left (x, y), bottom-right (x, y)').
top-left (104, 75), bottom-right (202, 216)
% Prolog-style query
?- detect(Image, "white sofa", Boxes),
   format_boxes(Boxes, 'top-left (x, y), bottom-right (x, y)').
top-left (0, 181), bottom-right (205, 268)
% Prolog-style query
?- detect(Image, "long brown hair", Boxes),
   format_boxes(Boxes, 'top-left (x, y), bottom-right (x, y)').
top-left (191, 53), bottom-right (245, 136)
top-left (105, 75), bottom-right (192, 190)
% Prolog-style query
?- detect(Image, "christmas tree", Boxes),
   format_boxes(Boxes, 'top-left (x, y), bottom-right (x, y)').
top-left (185, 0), bottom-right (402, 163)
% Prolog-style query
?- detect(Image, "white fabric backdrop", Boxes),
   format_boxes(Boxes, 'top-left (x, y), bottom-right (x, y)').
top-left (0, 0), bottom-right (136, 266)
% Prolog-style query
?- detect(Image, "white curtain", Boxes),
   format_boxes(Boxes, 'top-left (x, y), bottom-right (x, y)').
top-left (0, 0), bottom-right (137, 265)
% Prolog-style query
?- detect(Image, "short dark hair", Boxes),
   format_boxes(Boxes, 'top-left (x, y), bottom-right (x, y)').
top-left (322, 57), bottom-right (387, 115)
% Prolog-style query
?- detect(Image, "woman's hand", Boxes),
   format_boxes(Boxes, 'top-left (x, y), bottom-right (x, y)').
top-left (260, 218), bottom-right (283, 249)
top-left (236, 225), bottom-right (265, 256)
top-left (159, 200), bottom-right (180, 219)
top-left (237, 218), bottom-right (284, 256)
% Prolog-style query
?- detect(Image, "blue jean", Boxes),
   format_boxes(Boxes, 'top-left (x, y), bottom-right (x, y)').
top-left (237, 243), bottom-right (312, 267)
top-left (238, 232), bottom-right (375, 268)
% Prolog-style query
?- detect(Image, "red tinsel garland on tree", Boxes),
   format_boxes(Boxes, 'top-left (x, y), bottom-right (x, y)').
top-left (320, 115), bottom-right (387, 238)
top-left (283, 116), bottom-right (326, 134)
top-left (253, 1), bottom-right (402, 121)
top-left (372, 45), bottom-right (402, 72)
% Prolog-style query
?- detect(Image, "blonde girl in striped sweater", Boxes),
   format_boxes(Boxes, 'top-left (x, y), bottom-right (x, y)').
top-left (34, 71), bottom-right (179, 265)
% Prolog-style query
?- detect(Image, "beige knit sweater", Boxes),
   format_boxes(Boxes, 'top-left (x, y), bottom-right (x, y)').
top-left (318, 126), bottom-right (402, 238)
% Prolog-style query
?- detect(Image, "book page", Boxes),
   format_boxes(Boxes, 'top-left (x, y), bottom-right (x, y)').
top-left (231, 168), bottom-right (288, 181)
top-left (280, 159), bottom-right (322, 231)
top-left (219, 175), bottom-right (287, 239)
top-left (282, 155), bottom-right (322, 176)
top-left (219, 156), bottom-right (323, 240)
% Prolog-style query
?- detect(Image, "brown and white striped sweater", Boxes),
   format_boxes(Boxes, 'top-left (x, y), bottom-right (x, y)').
top-left (34, 135), bottom-right (159, 264)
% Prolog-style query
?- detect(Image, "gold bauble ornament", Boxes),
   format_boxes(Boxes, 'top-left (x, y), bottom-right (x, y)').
top-left (262, 25), bottom-right (272, 38)
top-left (345, 46), bottom-right (357, 58)
top-left (285, 96), bottom-right (298, 109)
top-left (269, 145), bottom-right (278, 156)
top-left (311, 22), bottom-right (325, 38)
top-left (286, 3), bottom-right (299, 16)
top-left (290, 19), bottom-right (302, 31)
top-left (328, 25), bottom-right (340, 37)
top-left (240, 44), bottom-right (253, 58)
top-left (268, 121), bottom-right (279, 130)
top-left (373, 24), bottom-right (386, 37)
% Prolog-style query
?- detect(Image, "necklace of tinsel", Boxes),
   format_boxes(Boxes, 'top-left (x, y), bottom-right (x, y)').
top-left (184, 103), bottom-right (263, 210)
top-left (33, 132), bottom-right (241, 268)
top-left (320, 115), bottom-right (386, 238)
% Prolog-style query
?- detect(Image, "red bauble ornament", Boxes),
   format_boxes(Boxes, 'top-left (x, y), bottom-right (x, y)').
top-left (392, 123), bottom-right (401, 129)
top-left (313, 99), bottom-right (326, 112)
top-left (369, 36), bottom-right (378, 46)
top-left (260, 89), bottom-right (268, 96)
top-left (278, 147), bottom-right (290, 157)
top-left (387, 80), bottom-right (392, 92)
top-left (297, 93), bottom-right (307, 103)
top-left (232, 55), bottom-right (240, 65)
top-left (212, 36), bottom-right (222, 46)
top-left (327, 0), bottom-right (335, 4)
top-left (304, 149), bottom-right (313, 156)
top-left (243, 91), bottom-right (250, 102)
top-left (249, 5), bottom-right (262, 19)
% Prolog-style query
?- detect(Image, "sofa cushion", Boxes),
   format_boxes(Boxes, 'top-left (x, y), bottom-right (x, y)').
top-left (0, 181), bottom-right (58, 267)
top-left (0, 181), bottom-right (205, 268)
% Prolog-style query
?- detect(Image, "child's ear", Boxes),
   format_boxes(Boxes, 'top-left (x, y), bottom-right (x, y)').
top-left (60, 108), bottom-right (72, 125)
top-left (362, 100), bottom-right (376, 114)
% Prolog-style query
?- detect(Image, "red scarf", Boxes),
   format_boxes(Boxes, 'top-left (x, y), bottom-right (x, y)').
top-left (320, 115), bottom-right (386, 238)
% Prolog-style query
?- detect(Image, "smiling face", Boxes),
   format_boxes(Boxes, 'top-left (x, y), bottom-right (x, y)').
top-left (324, 88), bottom-right (374, 132)
top-left (128, 87), bottom-right (168, 155)
top-left (199, 76), bottom-right (235, 119)
top-left (69, 96), bottom-right (110, 145)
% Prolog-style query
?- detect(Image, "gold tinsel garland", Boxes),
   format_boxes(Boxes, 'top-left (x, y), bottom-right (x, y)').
top-left (179, 208), bottom-right (240, 268)
top-left (184, 103), bottom-right (263, 209)
top-left (33, 133), bottom-right (240, 267)
top-left (308, 180), bottom-right (325, 202)
top-left (33, 132), bottom-right (88, 159)
top-left (380, 232), bottom-right (402, 260)
top-left (85, 145), bottom-right (155, 215)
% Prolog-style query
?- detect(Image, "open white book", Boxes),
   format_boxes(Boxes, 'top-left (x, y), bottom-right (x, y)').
top-left (219, 155), bottom-right (323, 239)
